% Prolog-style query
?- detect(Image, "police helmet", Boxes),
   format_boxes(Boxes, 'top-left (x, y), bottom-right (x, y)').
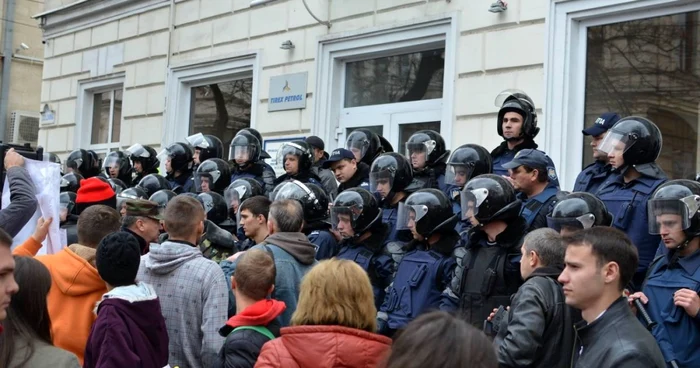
top-left (229, 131), bottom-right (261, 164)
top-left (66, 149), bottom-right (101, 178)
top-left (60, 191), bottom-right (77, 217)
top-left (405, 130), bottom-right (449, 168)
top-left (272, 180), bottom-right (329, 224)
top-left (241, 128), bottom-right (271, 159)
top-left (125, 143), bottom-right (160, 173)
top-left (445, 144), bottom-right (493, 188)
top-left (117, 187), bottom-right (148, 213)
top-left (330, 188), bottom-right (382, 238)
top-left (60, 172), bottom-right (83, 193)
top-left (137, 174), bottom-right (171, 198)
top-left (45, 152), bottom-right (61, 166)
top-left (225, 178), bottom-right (264, 214)
top-left (158, 142), bottom-right (194, 173)
top-left (462, 174), bottom-right (521, 224)
top-left (596, 116), bottom-right (664, 178)
top-left (107, 178), bottom-right (127, 195)
top-left (495, 89), bottom-right (539, 140)
top-left (648, 179), bottom-right (700, 240)
top-left (397, 189), bottom-right (457, 237)
top-left (103, 151), bottom-right (132, 183)
top-left (547, 192), bottom-right (612, 232)
top-left (194, 158), bottom-right (232, 194)
top-left (197, 192), bottom-right (228, 225)
top-left (369, 152), bottom-right (414, 197)
top-left (149, 189), bottom-right (177, 211)
top-left (346, 128), bottom-right (383, 166)
top-left (276, 141), bottom-right (314, 173)
top-left (186, 133), bottom-right (224, 163)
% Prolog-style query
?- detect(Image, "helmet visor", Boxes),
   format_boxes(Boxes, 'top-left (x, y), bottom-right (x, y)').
top-left (186, 133), bottom-right (209, 149)
top-left (494, 89), bottom-right (534, 110)
top-left (445, 164), bottom-right (474, 188)
top-left (546, 214), bottom-right (596, 232)
top-left (647, 196), bottom-right (700, 234)
top-left (330, 204), bottom-right (363, 231)
top-left (461, 188), bottom-right (489, 221)
top-left (276, 144), bottom-right (303, 168)
top-left (369, 171), bottom-right (395, 198)
top-left (596, 131), bottom-right (634, 156)
top-left (225, 184), bottom-right (248, 213)
top-left (194, 170), bottom-right (221, 193)
top-left (229, 145), bottom-right (255, 162)
top-left (346, 131), bottom-right (370, 161)
top-left (271, 180), bottom-right (308, 201)
top-left (126, 144), bottom-right (150, 158)
top-left (397, 202), bottom-right (429, 230)
top-left (103, 155), bottom-right (122, 171)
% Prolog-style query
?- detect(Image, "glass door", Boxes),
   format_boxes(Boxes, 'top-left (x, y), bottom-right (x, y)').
top-left (390, 109), bottom-right (442, 155)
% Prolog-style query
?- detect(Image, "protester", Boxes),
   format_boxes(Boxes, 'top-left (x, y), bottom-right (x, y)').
top-left (121, 199), bottom-right (162, 254)
top-left (256, 258), bottom-right (392, 368)
top-left (75, 177), bottom-right (117, 215)
top-left (84, 232), bottom-right (168, 368)
top-left (306, 135), bottom-right (338, 198)
top-left (491, 228), bottom-right (574, 368)
top-left (0, 228), bottom-right (18, 327)
top-left (323, 148), bottom-right (370, 194)
top-left (558, 227), bottom-right (665, 367)
top-left (12, 205), bottom-right (120, 364)
top-left (137, 195), bottom-right (228, 368)
top-left (574, 113), bottom-right (620, 193)
top-left (216, 249), bottom-right (285, 368)
top-left (0, 148), bottom-right (38, 237)
top-left (382, 311), bottom-right (497, 368)
top-left (0, 256), bottom-right (80, 368)
top-left (237, 196), bottom-right (271, 251)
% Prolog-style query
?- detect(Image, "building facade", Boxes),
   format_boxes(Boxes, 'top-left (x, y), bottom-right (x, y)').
top-left (35, 0), bottom-right (700, 189)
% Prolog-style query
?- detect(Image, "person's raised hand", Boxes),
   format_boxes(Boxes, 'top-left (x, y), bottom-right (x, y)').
top-left (31, 217), bottom-right (53, 243)
top-left (4, 148), bottom-right (24, 169)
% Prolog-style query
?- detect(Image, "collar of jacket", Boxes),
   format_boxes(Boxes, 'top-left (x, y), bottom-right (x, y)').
top-left (469, 217), bottom-right (527, 250)
top-left (342, 162), bottom-right (370, 189)
top-left (406, 229), bottom-right (459, 256)
top-left (234, 162), bottom-right (264, 176)
top-left (664, 248), bottom-right (700, 275)
top-left (490, 138), bottom-right (539, 157)
top-left (122, 227), bottom-right (149, 254)
top-left (525, 265), bottom-right (564, 281)
top-left (340, 222), bottom-right (388, 252)
top-left (575, 296), bottom-right (630, 343)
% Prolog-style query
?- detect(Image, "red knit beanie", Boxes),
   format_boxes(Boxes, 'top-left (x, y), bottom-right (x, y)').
top-left (75, 177), bottom-right (116, 214)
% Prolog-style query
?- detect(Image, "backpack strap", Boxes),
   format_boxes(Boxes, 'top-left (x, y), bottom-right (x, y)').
top-left (231, 325), bottom-right (275, 340)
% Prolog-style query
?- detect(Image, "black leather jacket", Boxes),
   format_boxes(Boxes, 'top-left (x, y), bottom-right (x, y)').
top-left (495, 266), bottom-right (575, 368)
top-left (573, 297), bottom-right (665, 368)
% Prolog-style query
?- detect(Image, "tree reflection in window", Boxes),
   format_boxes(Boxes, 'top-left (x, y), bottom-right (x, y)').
top-left (344, 49), bottom-right (445, 108)
top-left (189, 78), bottom-right (253, 159)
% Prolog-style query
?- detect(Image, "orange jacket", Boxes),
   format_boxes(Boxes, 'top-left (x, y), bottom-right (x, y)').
top-left (255, 325), bottom-right (392, 368)
top-left (13, 238), bottom-right (106, 365)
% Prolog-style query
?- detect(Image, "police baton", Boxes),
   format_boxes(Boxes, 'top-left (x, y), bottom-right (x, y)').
top-left (633, 298), bottom-right (656, 331)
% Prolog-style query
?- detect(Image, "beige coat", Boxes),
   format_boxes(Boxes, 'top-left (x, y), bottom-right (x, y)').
top-left (10, 337), bottom-right (80, 368)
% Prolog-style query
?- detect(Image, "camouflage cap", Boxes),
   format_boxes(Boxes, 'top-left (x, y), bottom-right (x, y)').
top-left (125, 199), bottom-right (163, 221)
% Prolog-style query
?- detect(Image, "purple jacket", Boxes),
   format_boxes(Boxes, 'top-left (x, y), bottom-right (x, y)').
top-left (84, 283), bottom-right (169, 368)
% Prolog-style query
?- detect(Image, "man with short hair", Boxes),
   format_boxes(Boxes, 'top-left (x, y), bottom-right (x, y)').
top-left (491, 228), bottom-right (575, 368)
top-left (237, 196), bottom-right (271, 251)
top-left (574, 113), bottom-right (620, 194)
top-left (138, 196), bottom-right (228, 368)
top-left (306, 136), bottom-right (338, 198)
top-left (558, 227), bottom-right (665, 368)
top-left (0, 228), bottom-right (18, 329)
top-left (12, 205), bottom-right (121, 364)
top-left (323, 148), bottom-right (370, 194)
top-left (121, 199), bottom-right (162, 254)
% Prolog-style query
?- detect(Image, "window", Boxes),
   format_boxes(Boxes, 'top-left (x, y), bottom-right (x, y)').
top-left (188, 78), bottom-right (253, 159)
top-left (90, 88), bottom-right (122, 146)
top-left (583, 10), bottom-right (700, 180)
top-left (75, 75), bottom-right (125, 154)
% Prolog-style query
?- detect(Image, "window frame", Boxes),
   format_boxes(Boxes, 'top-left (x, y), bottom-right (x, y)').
top-left (75, 74), bottom-right (125, 155)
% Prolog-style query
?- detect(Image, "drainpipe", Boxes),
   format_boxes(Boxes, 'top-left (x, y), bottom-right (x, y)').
top-left (0, 0), bottom-right (16, 142)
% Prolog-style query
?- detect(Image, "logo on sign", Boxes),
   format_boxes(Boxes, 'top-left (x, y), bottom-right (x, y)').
top-left (283, 81), bottom-right (291, 92)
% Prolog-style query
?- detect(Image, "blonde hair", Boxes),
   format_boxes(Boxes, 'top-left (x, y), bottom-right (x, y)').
top-left (291, 258), bottom-right (377, 332)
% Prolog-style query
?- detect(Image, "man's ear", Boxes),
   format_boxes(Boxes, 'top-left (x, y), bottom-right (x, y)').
top-left (162, 221), bottom-right (169, 233)
top-left (603, 261), bottom-right (620, 286)
top-left (267, 284), bottom-right (275, 296)
top-left (231, 276), bottom-right (237, 290)
top-left (257, 214), bottom-right (266, 225)
top-left (529, 250), bottom-right (539, 268)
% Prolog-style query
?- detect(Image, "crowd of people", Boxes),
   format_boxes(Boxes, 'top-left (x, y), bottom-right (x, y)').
top-left (0, 89), bottom-right (698, 368)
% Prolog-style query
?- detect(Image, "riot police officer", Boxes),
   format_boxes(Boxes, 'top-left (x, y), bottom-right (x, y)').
top-left (405, 130), bottom-right (450, 192)
top-left (241, 127), bottom-right (272, 159)
top-left (225, 178), bottom-right (264, 243)
top-left (229, 130), bottom-right (276, 195)
top-left (117, 186), bottom-right (148, 216)
top-left (149, 189), bottom-right (177, 212)
top-left (574, 113), bottom-right (620, 193)
top-left (272, 180), bottom-right (338, 260)
top-left (306, 136), bottom-right (338, 198)
top-left (332, 188), bottom-right (393, 309)
top-left (346, 128), bottom-right (387, 167)
top-left (323, 148), bottom-right (370, 194)
top-left (186, 132), bottom-right (224, 169)
top-left (60, 172), bottom-right (83, 193)
top-left (102, 151), bottom-right (133, 186)
top-left (502, 149), bottom-right (560, 232)
top-left (159, 142), bottom-right (195, 194)
top-left (369, 152), bottom-right (414, 246)
top-left (46, 152), bottom-right (62, 175)
top-left (377, 189), bottom-right (458, 336)
top-left (136, 174), bottom-right (171, 198)
top-left (66, 149), bottom-right (102, 178)
top-left (595, 116), bottom-right (667, 287)
top-left (490, 90), bottom-right (541, 176)
top-left (125, 143), bottom-right (160, 185)
top-left (444, 144), bottom-right (492, 231)
top-left (59, 191), bottom-right (78, 246)
top-left (442, 174), bottom-right (526, 327)
top-left (196, 191), bottom-right (238, 263)
top-left (273, 141), bottom-right (324, 190)
top-left (107, 178), bottom-right (128, 195)
top-left (546, 192), bottom-right (612, 235)
top-left (194, 158), bottom-right (231, 194)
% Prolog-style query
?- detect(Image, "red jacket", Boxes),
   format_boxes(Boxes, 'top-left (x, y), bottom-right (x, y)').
top-left (254, 325), bottom-right (391, 368)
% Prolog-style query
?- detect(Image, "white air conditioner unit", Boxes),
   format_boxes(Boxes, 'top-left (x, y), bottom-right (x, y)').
top-left (7, 110), bottom-right (40, 145)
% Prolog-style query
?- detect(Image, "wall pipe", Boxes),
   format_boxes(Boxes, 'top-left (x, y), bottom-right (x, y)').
top-left (0, 0), bottom-right (16, 142)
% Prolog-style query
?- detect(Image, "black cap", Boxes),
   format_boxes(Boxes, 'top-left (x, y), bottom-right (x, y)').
top-left (322, 148), bottom-right (355, 169)
top-left (96, 232), bottom-right (142, 287)
top-left (305, 136), bottom-right (325, 151)
top-left (582, 112), bottom-right (621, 136)
top-left (502, 149), bottom-right (558, 182)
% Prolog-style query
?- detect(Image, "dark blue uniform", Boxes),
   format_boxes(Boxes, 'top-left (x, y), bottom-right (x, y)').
top-left (518, 186), bottom-right (559, 232)
top-left (491, 140), bottom-right (539, 177)
top-left (273, 172), bottom-right (325, 194)
top-left (307, 229), bottom-right (339, 260)
top-left (573, 161), bottom-right (611, 194)
top-left (230, 162), bottom-right (276, 195)
top-left (167, 171), bottom-right (194, 194)
top-left (337, 241), bottom-right (393, 310)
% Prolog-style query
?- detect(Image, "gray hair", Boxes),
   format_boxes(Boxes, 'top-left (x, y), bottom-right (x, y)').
top-left (122, 215), bottom-right (138, 229)
top-left (269, 199), bottom-right (304, 232)
top-left (523, 228), bottom-right (564, 267)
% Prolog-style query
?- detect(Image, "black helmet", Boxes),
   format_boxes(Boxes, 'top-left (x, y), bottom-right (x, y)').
top-left (229, 131), bottom-right (261, 164)
top-left (496, 89), bottom-right (539, 140)
top-left (66, 149), bottom-right (100, 178)
top-left (272, 180), bottom-right (329, 223)
top-left (117, 187), bottom-right (148, 212)
top-left (462, 174), bottom-right (521, 224)
top-left (398, 189), bottom-right (457, 237)
top-left (225, 178), bottom-right (264, 213)
top-left (137, 174), bottom-right (171, 198)
top-left (60, 191), bottom-right (77, 217)
top-left (648, 179), bottom-right (700, 241)
top-left (45, 152), bottom-right (61, 165)
top-left (197, 192), bottom-right (228, 225)
top-left (126, 143), bottom-right (160, 173)
top-left (103, 151), bottom-right (132, 183)
top-left (547, 192), bottom-right (612, 232)
top-left (241, 128), bottom-right (271, 159)
top-left (149, 189), bottom-right (177, 211)
top-left (330, 188), bottom-right (382, 238)
top-left (597, 116), bottom-right (664, 178)
top-left (194, 158), bottom-right (231, 194)
top-left (186, 133), bottom-right (224, 162)
top-left (445, 144), bottom-right (492, 188)
top-left (107, 178), bottom-right (127, 195)
top-left (60, 172), bottom-right (83, 193)
top-left (346, 129), bottom-right (383, 166)
top-left (369, 152), bottom-right (414, 197)
top-left (158, 142), bottom-right (194, 173)
top-left (405, 130), bottom-right (449, 168)
top-left (277, 141), bottom-right (314, 173)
